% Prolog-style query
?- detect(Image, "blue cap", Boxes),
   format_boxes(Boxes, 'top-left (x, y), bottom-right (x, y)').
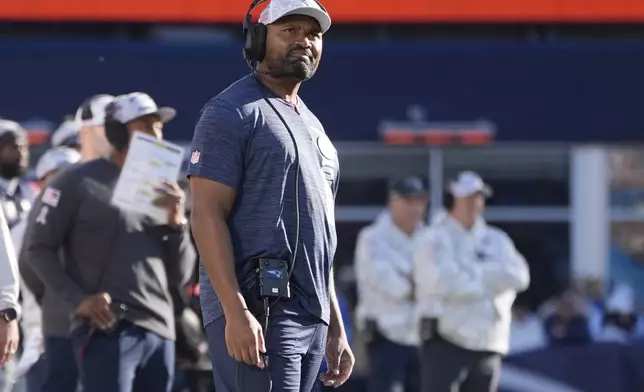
top-left (389, 176), bottom-right (427, 197)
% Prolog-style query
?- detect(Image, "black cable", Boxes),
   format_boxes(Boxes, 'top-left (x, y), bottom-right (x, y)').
top-left (236, 298), bottom-right (273, 392)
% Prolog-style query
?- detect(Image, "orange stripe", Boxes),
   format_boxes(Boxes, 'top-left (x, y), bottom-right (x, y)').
top-left (2, 0), bottom-right (644, 22)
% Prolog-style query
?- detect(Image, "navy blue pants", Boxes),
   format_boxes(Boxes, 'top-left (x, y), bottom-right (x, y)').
top-left (42, 336), bottom-right (79, 392)
top-left (71, 321), bottom-right (175, 392)
top-left (367, 333), bottom-right (419, 392)
top-left (206, 301), bottom-right (328, 392)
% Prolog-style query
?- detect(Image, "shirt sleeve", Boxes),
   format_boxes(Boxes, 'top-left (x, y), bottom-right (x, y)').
top-left (162, 227), bottom-right (197, 289)
top-left (354, 228), bottom-right (412, 301)
top-left (479, 232), bottom-right (531, 294)
top-left (25, 171), bottom-right (88, 311)
top-left (413, 228), bottom-right (487, 300)
top-left (186, 98), bottom-right (247, 189)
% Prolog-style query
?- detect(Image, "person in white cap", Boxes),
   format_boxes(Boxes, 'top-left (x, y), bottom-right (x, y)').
top-left (74, 94), bottom-right (115, 162)
top-left (25, 92), bottom-right (195, 392)
top-left (51, 118), bottom-right (81, 151)
top-left (188, 0), bottom-right (352, 391)
top-left (413, 171), bottom-right (530, 392)
top-left (354, 176), bottom-right (427, 392)
top-left (34, 147), bottom-right (82, 187)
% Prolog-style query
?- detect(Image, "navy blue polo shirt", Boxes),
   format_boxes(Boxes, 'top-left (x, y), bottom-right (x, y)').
top-left (187, 74), bottom-right (339, 326)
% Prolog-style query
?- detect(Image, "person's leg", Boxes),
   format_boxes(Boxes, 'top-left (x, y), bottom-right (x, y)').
top-left (366, 334), bottom-right (413, 392)
top-left (25, 356), bottom-right (47, 392)
top-left (72, 322), bottom-right (145, 392)
top-left (419, 337), bottom-right (471, 392)
top-left (42, 336), bottom-right (79, 392)
top-left (132, 331), bottom-right (175, 392)
top-left (206, 316), bottom-right (301, 392)
top-left (460, 352), bottom-right (501, 392)
top-left (403, 344), bottom-right (421, 392)
top-left (206, 308), bottom-right (324, 392)
top-left (300, 323), bottom-right (327, 392)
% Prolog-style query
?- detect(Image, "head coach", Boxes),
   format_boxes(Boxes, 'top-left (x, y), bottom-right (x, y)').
top-left (187, 0), bottom-right (354, 391)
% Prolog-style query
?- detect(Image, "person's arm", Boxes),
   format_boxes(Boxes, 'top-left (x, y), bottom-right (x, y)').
top-left (25, 172), bottom-right (87, 311)
top-left (189, 98), bottom-right (267, 367)
top-left (479, 232), bottom-right (530, 294)
top-left (329, 270), bottom-right (347, 339)
top-left (354, 228), bottom-right (412, 301)
top-left (162, 227), bottom-right (197, 289)
top-left (413, 228), bottom-right (487, 300)
top-left (18, 229), bottom-right (45, 304)
top-left (0, 206), bottom-right (20, 315)
top-left (188, 98), bottom-right (248, 316)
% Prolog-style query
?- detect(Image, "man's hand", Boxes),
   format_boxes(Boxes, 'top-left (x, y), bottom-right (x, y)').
top-left (0, 320), bottom-right (19, 366)
top-left (76, 293), bottom-right (116, 330)
top-left (153, 181), bottom-right (186, 228)
top-left (321, 334), bottom-right (355, 388)
top-left (225, 309), bottom-right (266, 368)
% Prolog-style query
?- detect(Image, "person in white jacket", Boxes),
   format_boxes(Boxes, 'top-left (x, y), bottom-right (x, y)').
top-left (414, 171), bottom-right (530, 392)
top-left (355, 176), bottom-right (428, 392)
top-left (0, 206), bottom-right (20, 391)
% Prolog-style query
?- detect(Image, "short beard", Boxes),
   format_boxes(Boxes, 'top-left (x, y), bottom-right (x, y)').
top-left (265, 50), bottom-right (318, 81)
top-left (0, 162), bottom-right (25, 180)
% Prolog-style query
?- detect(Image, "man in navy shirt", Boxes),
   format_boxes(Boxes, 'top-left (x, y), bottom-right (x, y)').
top-left (188, 0), bottom-right (354, 391)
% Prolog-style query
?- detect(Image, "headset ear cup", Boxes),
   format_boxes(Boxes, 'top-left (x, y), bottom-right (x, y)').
top-left (255, 23), bottom-right (267, 63)
top-left (243, 14), bottom-right (254, 62)
top-left (104, 103), bottom-right (129, 151)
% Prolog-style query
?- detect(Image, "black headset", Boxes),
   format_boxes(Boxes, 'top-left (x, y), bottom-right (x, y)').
top-left (103, 101), bottom-right (130, 151)
top-left (242, 0), bottom-right (328, 68)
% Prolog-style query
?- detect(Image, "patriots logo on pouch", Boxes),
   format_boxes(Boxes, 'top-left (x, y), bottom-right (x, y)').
top-left (41, 187), bottom-right (61, 208)
top-left (190, 151), bottom-right (200, 164)
top-left (266, 268), bottom-right (283, 280)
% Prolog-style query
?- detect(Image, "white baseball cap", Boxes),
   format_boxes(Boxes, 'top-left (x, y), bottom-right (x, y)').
top-left (51, 120), bottom-right (80, 148)
top-left (449, 171), bottom-right (493, 198)
top-left (35, 147), bottom-right (81, 180)
top-left (75, 94), bottom-right (115, 127)
top-left (0, 119), bottom-right (27, 140)
top-left (259, 0), bottom-right (332, 34)
top-left (109, 92), bottom-right (176, 125)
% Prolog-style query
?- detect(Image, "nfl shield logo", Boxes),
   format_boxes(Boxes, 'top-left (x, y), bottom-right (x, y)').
top-left (190, 151), bottom-right (200, 164)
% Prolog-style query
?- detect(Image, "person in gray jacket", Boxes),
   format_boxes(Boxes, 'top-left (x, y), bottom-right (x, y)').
top-left (414, 171), bottom-right (530, 392)
top-left (25, 92), bottom-right (196, 392)
top-left (21, 94), bottom-right (114, 392)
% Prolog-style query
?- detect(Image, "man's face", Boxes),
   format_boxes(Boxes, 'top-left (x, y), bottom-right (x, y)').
top-left (455, 192), bottom-right (486, 220)
top-left (0, 134), bottom-right (28, 179)
top-left (264, 15), bottom-right (323, 81)
top-left (390, 194), bottom-right (428, 226)
top-left (126, 115), bottom-right (164, 141)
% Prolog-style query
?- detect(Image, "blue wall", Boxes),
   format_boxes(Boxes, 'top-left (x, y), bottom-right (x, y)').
top-left (1, 39), bottom-right (644, 142)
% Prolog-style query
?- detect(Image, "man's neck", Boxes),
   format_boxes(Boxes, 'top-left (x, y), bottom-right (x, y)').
top-left (81, 147), bottom-right (103, 163)
top-left (450, 211), bottom-right (476, 230)
top-left (255, 72), bottom-right (301, 104)
top-left (108, 149), bottom-right (128, 167)
top-left (391, 215), bottom-right (416, 237)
